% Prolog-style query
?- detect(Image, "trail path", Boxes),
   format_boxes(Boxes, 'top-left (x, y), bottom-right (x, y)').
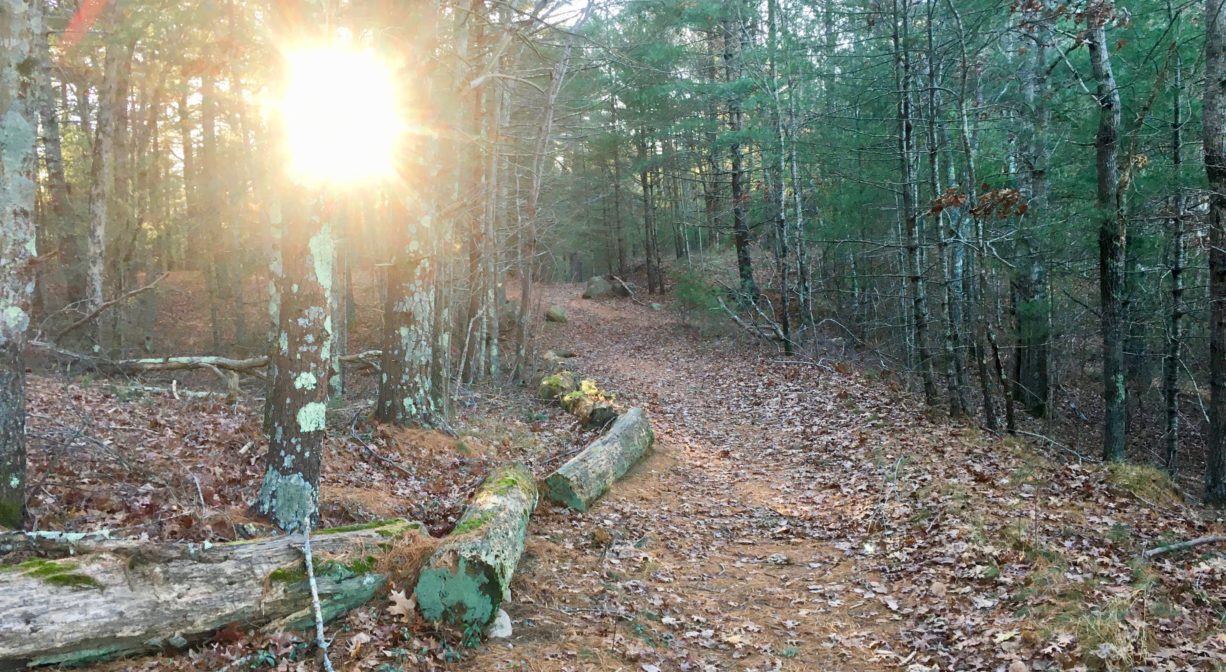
top-left (467, 287), bottom-right (945, 671)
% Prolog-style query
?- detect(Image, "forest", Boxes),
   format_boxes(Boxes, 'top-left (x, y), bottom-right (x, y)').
top-left (1, 0), bottom-right (1225, 670)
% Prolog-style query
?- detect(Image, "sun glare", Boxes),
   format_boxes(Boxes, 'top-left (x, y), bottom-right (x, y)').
top-left (279, 46), bottom-right (401, 186)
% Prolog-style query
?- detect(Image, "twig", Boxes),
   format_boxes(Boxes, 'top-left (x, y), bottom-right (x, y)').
top-left (55, 272), bottom-right (168, 343)
top-left (301, 517), bottom-right (336, 672)
top-left (609, 275), bottom-right (649, 306)
top-left (1013, 429), bottom-right (1094, 463)
top-left (1141, 535), bottom-right (1225, 560)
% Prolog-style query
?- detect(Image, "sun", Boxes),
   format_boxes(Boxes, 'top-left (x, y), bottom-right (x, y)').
top-left (278, 45), bottom-right (401, 186)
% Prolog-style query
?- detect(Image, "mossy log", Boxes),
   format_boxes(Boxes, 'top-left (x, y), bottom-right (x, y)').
top-left (537, 370), bottom-right (578, 400)
top-left (0, 519), bottom-right (423, 669)
top-left (413, 464), bottom-right (538, 632)
top-left (559, 379), bottom-right (619, 427)
top-left (544, 407), bottom-right (654, 512)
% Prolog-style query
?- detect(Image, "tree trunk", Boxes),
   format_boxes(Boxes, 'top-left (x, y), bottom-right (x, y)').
top-left (723, 11), bottom-right (759, 304)
top-left (35, 0), bottom-right (73, 310)
top-left (544, 407), bottom-right (654, 512)
top-left (0, 520), bottom-right (425, 668)
top-left (257, 195), bottom-right (334, 531)
top-left (1090, 22), bottom-right (1126, 463)
top-left (892, 0), bottom-right (937, 406)
top-left (1165, 15), bottom-right (1184, 473)
top-left (1204, 0), bottom-right (1226, 503)
top-left (85, 36), bottom-right (121, 351)
top-left (0, 0), bottom-right (38, 529)
top-left (375, 194), bottom-right (437, 427)
top-left (414, 464), bottom-right (538, 632)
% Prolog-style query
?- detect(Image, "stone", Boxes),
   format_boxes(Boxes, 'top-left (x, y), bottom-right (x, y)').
top-left (487, 609), bottom-right (513, 639)
top-left (582, 276), bottom-right (613, 299)
top-left (545, 305), bottom-right (568, 323)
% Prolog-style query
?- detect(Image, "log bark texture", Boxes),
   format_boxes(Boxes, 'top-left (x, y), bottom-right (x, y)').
top-left (0, 519), bottom-right (422, 669)
top-left (544, 407), bottom-right (654, 512)
top-left (413, 463), bottom-right (537, 633)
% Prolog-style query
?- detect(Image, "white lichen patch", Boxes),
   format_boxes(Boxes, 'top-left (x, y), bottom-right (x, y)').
top-left (257, 468), bottom-right (318, 531)
top-left (0, 306), bottom-right (30, 345)
top-left (293, 372), bottom-right (317, 390)
top-left (296, 401), bottom-right (327, 433)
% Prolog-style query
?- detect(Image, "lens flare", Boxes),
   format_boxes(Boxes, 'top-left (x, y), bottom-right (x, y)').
top-left (278, 46), bottom-right (401, 186)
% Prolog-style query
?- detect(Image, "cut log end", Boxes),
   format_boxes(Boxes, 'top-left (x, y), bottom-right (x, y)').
top-left (413, 464), bottom-right (538, 632)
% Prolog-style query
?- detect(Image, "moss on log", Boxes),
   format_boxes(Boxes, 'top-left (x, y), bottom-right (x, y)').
top-left (559, 379), bottom-right (619, 427)
top-left (544, 407), bottom-right (654, 512)
top-left (0, 519), bottom-right (423, 668)
top-left (413, 464), bottom-right (538, 634)
top-left (537, 370), bottom-right (578, 400)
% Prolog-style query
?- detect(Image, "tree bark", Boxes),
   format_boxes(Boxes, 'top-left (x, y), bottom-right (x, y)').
top-left (1090, 21), bottom-right (1126, 463)
top-left (892, 0), bottom-right (937, 406)
top-left (257, 195), bottom-right (334, 531)
top-left (85, 35), bottom-right (121, 351)
top-left (1204, 0), bottom-right (1226, 503)
top-left (375, 193), bottom-right (437, 427)
top-left (0, 0), bottom-right (38, 529)
top-left (723, 9), bottom-right (759, 304)
top-left (1166, 11), bottom-right (1185, 473)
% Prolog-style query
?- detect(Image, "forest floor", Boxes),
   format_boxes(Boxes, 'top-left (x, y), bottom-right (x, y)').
top-left (15, 278), bottom-right (1226, 671)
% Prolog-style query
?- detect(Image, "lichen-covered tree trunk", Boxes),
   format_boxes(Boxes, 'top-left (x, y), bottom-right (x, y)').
top-left (0, 520), bottom-right (422, 667)
top-left (1089, 21), bottom-right (1126, 463)
top-left (1204, 0), bottom-right (1226, 504)
top-left (544, 407), bottom-right (654, 512)
top-left (375, 194), bottom-right (436, 426)
top-left (414, 463), bottom-right (537, 633)
top-left (0, 0), bottom-right (38, 529)
top-left (257, 196), bottom-right (334, 531)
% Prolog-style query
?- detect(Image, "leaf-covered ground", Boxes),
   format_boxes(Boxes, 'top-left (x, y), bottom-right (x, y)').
top-left (15, 279), bottom-right (1226, 671)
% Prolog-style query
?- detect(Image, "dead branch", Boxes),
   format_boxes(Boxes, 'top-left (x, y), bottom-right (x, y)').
top-left (30, 342), bottom-right (382, 379)
top-left (54, 272), bottom-right (168, 343)
top-left (1141, 535), bottom-right (1225, 560)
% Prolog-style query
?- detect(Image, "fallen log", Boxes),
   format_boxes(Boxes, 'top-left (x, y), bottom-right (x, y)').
top-left (544, 407), bottom-right (653, 512)
top-left (414, 463), bottom-right (538, 635)
top-left (0, 519), bottom-right (425, 669)
top-left (30, 342), bottom-right (383, 377)
top-left (559, 378), bottom-right (619, 428)
top-left (1141, 534), bottom-right (1225, 560)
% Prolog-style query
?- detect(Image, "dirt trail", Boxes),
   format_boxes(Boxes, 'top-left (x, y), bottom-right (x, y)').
top-left (466, 287), bottom-right (925, 671)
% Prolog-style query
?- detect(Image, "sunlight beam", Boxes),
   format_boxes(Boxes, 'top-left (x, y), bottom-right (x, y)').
top-left (278, 45), bottom-right (401, 186)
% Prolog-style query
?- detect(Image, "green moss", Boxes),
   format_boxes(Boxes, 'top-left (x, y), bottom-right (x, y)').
top-left (24, 560), bottom-right (80, 577)
top-left (268, 566), bottom-right (307, 584)
top-left (1, 558), bottom-right (102, 589)
top-left (43, 573), bottom-right (103, 589)
top-left (493, 472), bottom-right (529, 496)
top-left (452, 511), bottom-right (495, 535)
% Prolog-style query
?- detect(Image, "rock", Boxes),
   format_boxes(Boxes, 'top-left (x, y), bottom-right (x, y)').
top-left (582, 276), bottom-right (613, 299)
top-left (765, 552), bottom-right (790, 566)
top-left (610, 279), bottom-right (635, 297)
top-left (487, 609), bottom-right (513, 639)
top-left (545, 305), bottom-right (568, 323)
top-left (649, 303), bottom-right (663, 311)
